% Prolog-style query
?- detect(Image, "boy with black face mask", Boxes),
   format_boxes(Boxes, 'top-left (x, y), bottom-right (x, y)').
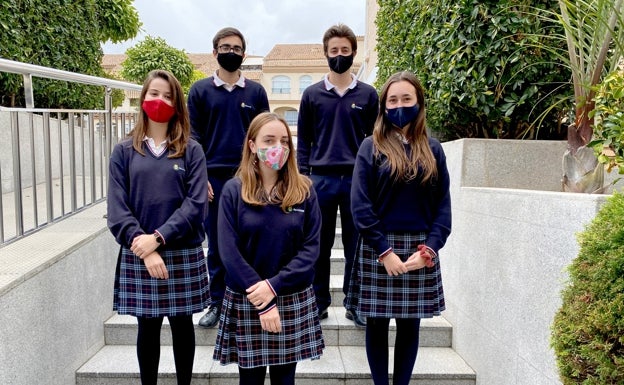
top-left (188, 27), bottom-right (270, 329)
top-left (297, 24), bottom-right (379, 328)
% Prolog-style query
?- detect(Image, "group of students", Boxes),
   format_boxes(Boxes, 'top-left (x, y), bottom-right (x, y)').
top-left (106, 24), bottom-right (451, 385)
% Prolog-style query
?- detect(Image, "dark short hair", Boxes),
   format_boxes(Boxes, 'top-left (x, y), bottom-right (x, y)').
top-left (212, 27), bottom-right (246, 52)
top-left (322, 24), bottom-right (357, 54)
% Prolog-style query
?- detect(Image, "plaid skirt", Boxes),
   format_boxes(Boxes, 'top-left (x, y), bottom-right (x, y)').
top-left (113, 246), bottom-right (210, 317)
top-left (345, 232), bottom-right (445, 319)
top-left (213, 285), bottom-right (325, 368)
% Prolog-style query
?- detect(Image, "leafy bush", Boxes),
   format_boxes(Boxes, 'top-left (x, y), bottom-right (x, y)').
top-left (121, 36), bottom-right (194, 90)
top-left (375, 0), bottom-right (571, 140)
top-left (551, 192), bottom-right (624, 384)
top-left (0, 0), bottom-right (140, 109)
top-left (590, 71), bottom-right (624, 175)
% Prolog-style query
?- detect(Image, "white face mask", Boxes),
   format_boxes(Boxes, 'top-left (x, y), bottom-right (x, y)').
top-left (256, 145), bottom-right (290, 170)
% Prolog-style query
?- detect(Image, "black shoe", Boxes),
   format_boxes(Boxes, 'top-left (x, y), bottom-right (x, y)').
top-left (318, 308), bottom-right (328, 320)
top-left (198, 306), bottom-right (220, 328)
top-left (345, 309), bottom-right (366, 327)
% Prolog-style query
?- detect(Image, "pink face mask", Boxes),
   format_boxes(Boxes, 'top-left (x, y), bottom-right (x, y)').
top-left (257, 145), bottom-right (290, 170)
top-left (142, 98), bottom-right (175, 123)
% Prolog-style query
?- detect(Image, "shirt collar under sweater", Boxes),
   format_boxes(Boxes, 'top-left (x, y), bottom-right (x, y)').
top-left (324, 73), bottom-right (357, 96)
top-left (143, 136), bottom-right (168, 157)
top-left (213, 70), bottom-right (246, 92)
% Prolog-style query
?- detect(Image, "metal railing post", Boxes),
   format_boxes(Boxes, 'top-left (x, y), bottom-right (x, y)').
top-left (23, 73), bottom-right (34, 108)
top-left (10, 111), bottom-right (24, 236)
top-left (28, 113), bottom-right (38, 227)
top-left (43, 113), bottom-right (54, 223)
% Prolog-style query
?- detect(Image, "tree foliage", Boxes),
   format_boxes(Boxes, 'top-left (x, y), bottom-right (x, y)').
top-left (551, 191), bottom-right (624, 384)
top-left (375, 0), bottom-right (572, 140)
top-left (0, 0), bottom-right (140, 108)
top-left (183, 69), bottom-right (208, 96)
top-left (120, 36), bottom-right (194, 90)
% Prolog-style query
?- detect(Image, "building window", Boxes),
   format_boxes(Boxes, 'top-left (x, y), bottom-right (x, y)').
top-left (284, 110), bottom-right (298, 126)
top-left (272, 76), bottom-right (291, 94)
top-left (299, 75), bottom-right (312, 93)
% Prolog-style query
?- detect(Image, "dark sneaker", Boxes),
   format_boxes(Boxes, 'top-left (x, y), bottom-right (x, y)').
top-left (345, 309), bottom-right (366, 328)
top-left (318, 308), bottom-right (328, 320)
top-left (198, 306), bottom-right (220, 328)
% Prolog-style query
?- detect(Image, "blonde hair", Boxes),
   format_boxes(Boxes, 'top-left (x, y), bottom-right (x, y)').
top-left (373, 71), bottom-right (437, 183)
top-left (128, 70), bottom-right (190, 158)
top-left (236, 112), bottom-right (312, 211)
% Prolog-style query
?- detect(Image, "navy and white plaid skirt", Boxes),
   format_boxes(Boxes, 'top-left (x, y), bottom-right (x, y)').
top-left (346, 232), bottom-right (445, 319)
top-left (213, 285), bottom-right (325, 368)
top-left (113, 246), bottom-right (210, 317)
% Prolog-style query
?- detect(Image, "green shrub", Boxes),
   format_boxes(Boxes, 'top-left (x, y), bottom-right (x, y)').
top-left (590, 71), bottom-right (624, 175)
top-left (375, 0), bottom-right (571, 140)
top-left (551, 192), bottom-right (624, 384)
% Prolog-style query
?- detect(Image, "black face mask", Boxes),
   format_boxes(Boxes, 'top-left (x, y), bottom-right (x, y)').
top-left (327, 54), bottom-right (354, 74)
top-left (217, 52), bottom-right (243, 73)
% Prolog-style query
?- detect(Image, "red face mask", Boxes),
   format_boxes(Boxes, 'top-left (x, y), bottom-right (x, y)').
top-left (142, 98), bottom-right (175, 123)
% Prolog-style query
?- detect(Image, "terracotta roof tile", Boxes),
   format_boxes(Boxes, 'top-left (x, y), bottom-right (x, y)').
top-left (243, 70), bottom-right (262, 81)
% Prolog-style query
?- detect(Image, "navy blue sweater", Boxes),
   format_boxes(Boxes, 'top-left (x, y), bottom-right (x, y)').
top-left (107, 139), bottom-right (208, 248)
top-left (217, 178), bottom-right (321, 295)
top-left (297, 80), bottom-right (378, 175)
top-left (187, 77), bottom-right (269, 171)
top-left (351, 137), bottom-right (452, 255)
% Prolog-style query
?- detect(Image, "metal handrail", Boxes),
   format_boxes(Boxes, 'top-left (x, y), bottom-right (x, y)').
top-left (0, 57), bottom-right (141, 107)
top-left (0, 58), bottom-right (141, 245)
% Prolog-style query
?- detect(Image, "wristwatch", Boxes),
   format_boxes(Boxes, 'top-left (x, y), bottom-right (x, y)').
top-left (154, 232), bottom-right (163, 244)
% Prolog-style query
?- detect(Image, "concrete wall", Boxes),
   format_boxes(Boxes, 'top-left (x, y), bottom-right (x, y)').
top-left (440, 139), bottom-right (610, 385)
top-left (0, 202), bottom-right (117, 385)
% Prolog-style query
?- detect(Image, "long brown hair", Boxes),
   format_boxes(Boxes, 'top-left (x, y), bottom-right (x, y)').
top-left (373, 71), bottom-right (437, 183)
top-left (128, 69), bottom-right (189, 158)
top-left (236, 112), bottom-right (311, 212)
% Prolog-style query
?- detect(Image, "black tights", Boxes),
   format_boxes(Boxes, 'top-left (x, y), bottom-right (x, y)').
top-left (365, 317), bottom-right (421, 385)
top-left (136, 315), bottom-right (195, 385)
top-left (238, 362), bottom-right (297, 385)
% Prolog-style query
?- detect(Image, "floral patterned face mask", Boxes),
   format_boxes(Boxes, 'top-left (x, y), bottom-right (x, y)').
top-left (256, 145), bottom-right (290, 170)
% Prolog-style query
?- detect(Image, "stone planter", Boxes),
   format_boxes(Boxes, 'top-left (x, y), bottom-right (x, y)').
top-left (440, 139), bottom-right (612, 385)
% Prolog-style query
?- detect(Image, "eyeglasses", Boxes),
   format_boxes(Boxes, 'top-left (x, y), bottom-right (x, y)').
top-left (217, 44), bottom-right (244, 55)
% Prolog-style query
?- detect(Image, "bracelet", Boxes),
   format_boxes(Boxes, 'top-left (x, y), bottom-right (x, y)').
top-left (377, 247), bottom-right (393, 263)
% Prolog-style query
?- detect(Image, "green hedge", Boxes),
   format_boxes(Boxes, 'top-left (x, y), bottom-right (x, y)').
top-left (376, 0), bottom-right (571, 140)
top-left (551, 192), bottom-right (624, 384)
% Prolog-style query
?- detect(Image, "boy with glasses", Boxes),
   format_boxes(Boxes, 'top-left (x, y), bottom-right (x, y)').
top-left (188, 27), bottom-right (270, 328)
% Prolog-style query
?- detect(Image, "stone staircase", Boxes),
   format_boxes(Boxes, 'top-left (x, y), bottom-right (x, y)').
top-left (76, 225), bottom-right (476, 384)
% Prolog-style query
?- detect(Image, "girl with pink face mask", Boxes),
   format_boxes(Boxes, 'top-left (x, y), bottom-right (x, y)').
top-left (107, 70), bottom-right (210, 385)
top-left (213, 112), bottom-right (325, 385)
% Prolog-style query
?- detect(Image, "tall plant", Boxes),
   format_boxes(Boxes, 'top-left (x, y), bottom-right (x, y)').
top-left (556, 0), bottom-right (624, 193)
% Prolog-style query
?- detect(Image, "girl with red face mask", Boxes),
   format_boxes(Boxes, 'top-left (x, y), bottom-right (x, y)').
top-left (107, 69), bottom-right (210, 385)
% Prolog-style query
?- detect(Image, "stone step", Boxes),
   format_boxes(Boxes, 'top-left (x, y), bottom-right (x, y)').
top-left (76, 345), bottom-right (476, 385)
top-left (330, 248), bottom-right (346, 275)
top-left (104, 310), bottom-right (452, 348)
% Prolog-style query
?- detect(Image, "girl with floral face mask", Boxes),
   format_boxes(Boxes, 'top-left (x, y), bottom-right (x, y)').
top-left (213, 112), bottom-right (325, 385)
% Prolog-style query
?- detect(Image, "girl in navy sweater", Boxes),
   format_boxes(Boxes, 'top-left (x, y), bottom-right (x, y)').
top-left (347, 71), bottom-right (452, 385)
top-left (213, 112), bottom-right (324, 385)
top-left (107, 70), bottom-right (209, 385)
